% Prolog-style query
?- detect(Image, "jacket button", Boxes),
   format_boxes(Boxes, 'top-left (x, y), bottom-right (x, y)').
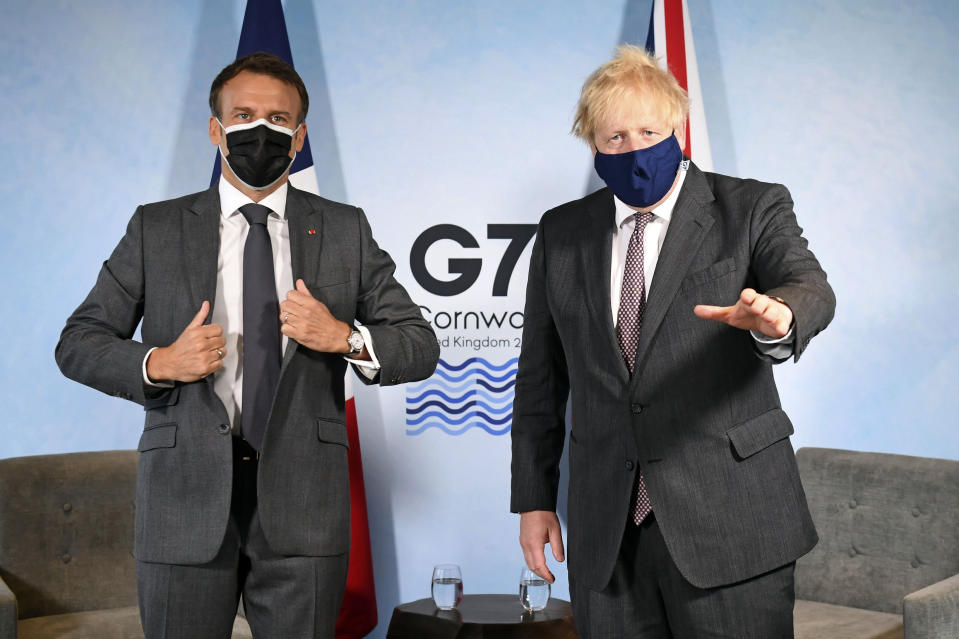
top-left (217, 423), bottom-right (230, 434)
top-left (61, 554), bottom-right (72, 564)
top-left (630, 403), bottom-right (643, 414)
top-left (625, 460), bottom-right (635, 471)
top-left (62, 503), bottom-right (72, 514)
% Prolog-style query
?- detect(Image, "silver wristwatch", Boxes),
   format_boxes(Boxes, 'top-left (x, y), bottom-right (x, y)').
top-left (347, 327), bottom-right (365, 355)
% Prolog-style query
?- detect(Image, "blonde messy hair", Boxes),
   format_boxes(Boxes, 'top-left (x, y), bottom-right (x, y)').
top-left (572, 44), bottom-right (689, 148)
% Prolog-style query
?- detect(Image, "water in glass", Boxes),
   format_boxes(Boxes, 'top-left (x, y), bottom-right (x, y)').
top-left (432, 577), bottom-right (463, 610)
top-left (431, 564), bottom-right (463, 610)
top-left (519, 567), bottom-right (550, 612)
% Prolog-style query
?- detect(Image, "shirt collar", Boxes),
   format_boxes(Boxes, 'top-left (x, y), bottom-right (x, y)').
top-left (613, 164), bottom-right (688, 229)
top-left (218, 176), bottom-right (289, 221)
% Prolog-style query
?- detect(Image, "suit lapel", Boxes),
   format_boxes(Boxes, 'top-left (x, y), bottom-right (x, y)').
top-left (582, 191), bottom-right (630, 383)
top-left (184, 188), bottom-right (221, 319)
top-left (631, 165), bottom-right (716, 387)
top-left (281, 185), bottom-right (325, 369)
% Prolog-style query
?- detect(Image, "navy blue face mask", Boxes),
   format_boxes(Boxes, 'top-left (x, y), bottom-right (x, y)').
top-left (593, 134), bottom-right (683, 208)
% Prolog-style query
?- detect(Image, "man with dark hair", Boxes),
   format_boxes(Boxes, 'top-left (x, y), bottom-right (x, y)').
top-left (209, 51), bottom-right (310, 125)
top-left (57, 52), bottom-right (439, 639)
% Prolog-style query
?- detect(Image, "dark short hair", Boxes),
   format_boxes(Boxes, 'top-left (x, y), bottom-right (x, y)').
top-left (209, 52), bottom-right (310, 125)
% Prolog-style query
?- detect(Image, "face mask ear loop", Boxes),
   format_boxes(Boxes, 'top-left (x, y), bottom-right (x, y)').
top-left (290, 122), bottom-right (302, 154)
top-left (217, 117), bottom-right (232, 139)
top-left (669, 128), bottom-right (687, 173)
top-left (215, 117), bottom-right (230, 158)
top-left (215, 116), bottom-right (229, 170)
top-left (283, 122), bottom-right (305, 179)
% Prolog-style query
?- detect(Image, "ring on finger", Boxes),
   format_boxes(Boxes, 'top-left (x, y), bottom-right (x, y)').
top-left (283, 313), bottom-right (290, 324)
top-left (215, 348), bottom-right (224, 360)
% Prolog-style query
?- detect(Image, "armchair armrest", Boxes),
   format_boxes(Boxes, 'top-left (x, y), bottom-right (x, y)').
top-left (903, 572), bottom-right (959, 639)
top-left (0, 573), bottom-right (17, 639)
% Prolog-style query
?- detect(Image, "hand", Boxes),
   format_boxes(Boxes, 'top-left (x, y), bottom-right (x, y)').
top-left (519, 510), bottom-right (565, 584)
top-left (694, 288), bottom-right (793, 338)
top-left (280, 279), bottom-right (352, 354)
top-left (146, 301), bottom-right (226, 383)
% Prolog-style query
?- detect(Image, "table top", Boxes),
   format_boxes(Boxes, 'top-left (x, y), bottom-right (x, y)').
top-left (386, 594), bottom-right (577, 639)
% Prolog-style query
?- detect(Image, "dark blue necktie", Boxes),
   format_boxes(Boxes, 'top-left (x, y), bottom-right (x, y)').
top-left (240, 203), bottom-right (281, 451)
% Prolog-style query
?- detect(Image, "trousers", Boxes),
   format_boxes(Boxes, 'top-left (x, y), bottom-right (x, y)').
top-left (570, 515), bottom-right (795, 638)
top-left (136, 437), bottom-right (349, 639)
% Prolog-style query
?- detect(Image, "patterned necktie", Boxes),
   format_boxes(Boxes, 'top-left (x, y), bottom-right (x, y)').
top-left (239, 203), bottom-right (281, 451)
top-left (616, 211), bottom-right (654, 525)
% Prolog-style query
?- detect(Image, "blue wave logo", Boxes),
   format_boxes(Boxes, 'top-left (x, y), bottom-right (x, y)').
top-left (405, 358), bottom-right (517, 436)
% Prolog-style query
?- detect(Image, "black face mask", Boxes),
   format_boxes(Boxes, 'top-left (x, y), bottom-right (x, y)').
top-left (218, 118), bottom-right (299, 190)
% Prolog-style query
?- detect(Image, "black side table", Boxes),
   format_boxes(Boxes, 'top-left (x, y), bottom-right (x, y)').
top-left (386, 594), bottom-right (577, 638)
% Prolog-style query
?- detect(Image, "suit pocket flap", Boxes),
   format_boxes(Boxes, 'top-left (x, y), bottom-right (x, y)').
top-left (726, 409), bottom-right (793, 459)
top-left (143, 387), bottom-right (180, 411)
top-left (316, 418), bottom-right (349, 448)
top-left (138, 423), bottom-right (177, 452)
top-left (680, 257), bottom-right (736, 290)
top-left (312, 269), bottom-right (351, 288)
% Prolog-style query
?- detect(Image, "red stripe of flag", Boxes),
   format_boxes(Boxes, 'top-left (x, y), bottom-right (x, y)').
top-left (663, 0), bottom-right (692, 157)
top-left (336, 394), bottom-right (377, 637)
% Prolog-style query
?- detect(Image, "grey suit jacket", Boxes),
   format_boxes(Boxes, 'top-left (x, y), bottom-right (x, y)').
top-left (56, 185), bottom-right (438, 565)
top-left (510, 164), bottom-right (836, 591)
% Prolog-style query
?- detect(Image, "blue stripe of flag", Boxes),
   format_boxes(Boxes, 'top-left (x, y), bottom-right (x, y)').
top-left (645, 3), bottom-right (656, 54)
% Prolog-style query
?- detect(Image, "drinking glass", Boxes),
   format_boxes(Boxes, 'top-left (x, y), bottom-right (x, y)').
top-left (519, 567), bottom-right (551, 612)
top-left (431, 564), bottom-right (463, 610)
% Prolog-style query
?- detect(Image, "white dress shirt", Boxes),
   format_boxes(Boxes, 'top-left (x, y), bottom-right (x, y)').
top-left (610, 163), bottom-right (793, 359)
top-left (144, 177), bottom-right (379, 431)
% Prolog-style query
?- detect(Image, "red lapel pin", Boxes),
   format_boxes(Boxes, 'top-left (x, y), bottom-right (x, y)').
top-left (307, 228), bottom-right (316, 235)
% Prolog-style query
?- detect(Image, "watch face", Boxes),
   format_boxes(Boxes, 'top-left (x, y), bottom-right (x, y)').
top-left (348, 331), bottom-right (364, 352)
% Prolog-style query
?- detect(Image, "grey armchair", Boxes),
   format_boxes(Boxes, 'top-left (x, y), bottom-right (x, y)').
top-left (0, 451), bottom-right (251, 638)
top-left (794, 447), bottom-right (959, 639)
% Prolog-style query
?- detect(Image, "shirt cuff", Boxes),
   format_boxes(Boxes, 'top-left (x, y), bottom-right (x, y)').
top-left (344, 325), bottom-right (380, 380)
top-left (143, 347), bottom-right (175, 388)
top-left (750, 325), bottom-right (795, 360)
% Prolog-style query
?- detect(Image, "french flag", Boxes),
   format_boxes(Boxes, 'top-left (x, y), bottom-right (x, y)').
top-left (212, 1), bottom-right (377, 637)
top-left (645, 0), bottom-right (714, 170)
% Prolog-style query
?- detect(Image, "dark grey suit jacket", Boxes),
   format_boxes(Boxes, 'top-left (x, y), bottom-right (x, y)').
top-left (56, 185), bottom-right (438, 565)
top-left (510, 164), bottom-right (836, 591)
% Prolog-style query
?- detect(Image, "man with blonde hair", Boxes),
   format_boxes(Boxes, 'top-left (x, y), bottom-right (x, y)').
top-left (511, 45), bottom-right (835, 637)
